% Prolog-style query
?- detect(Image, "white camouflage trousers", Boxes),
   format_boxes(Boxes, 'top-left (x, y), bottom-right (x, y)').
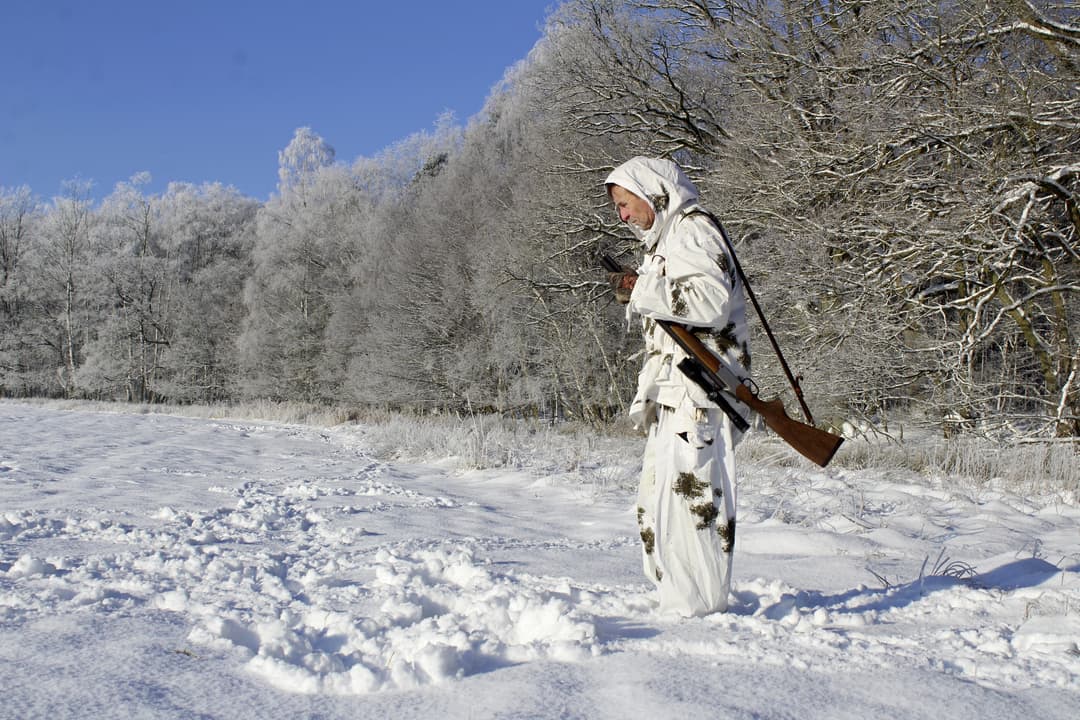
top-left (637, 403), bottom-right (737, 616)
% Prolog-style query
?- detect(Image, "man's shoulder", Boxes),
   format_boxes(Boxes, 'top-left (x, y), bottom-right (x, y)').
top-left (674, 206), bottom-right (722, 233)
top-left (672, 206), bottom-right (726, 248)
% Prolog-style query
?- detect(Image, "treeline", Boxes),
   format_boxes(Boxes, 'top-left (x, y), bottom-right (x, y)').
top-left (1, 0), bottom-right (1077, 438)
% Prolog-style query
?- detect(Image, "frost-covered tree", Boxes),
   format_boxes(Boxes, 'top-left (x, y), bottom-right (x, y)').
top-left (341, 117), bottom-right (478, 409)
top-left (277, 126), bottom-right (336, 195)
top-left (240, 128), bottom-right (369, 402)
top-left (32, 181), bottom-right (96, 397)
top-left (0, 185), bottom-right (41, 395)
top-left (156, 182), bottom-right (258, 403)
top-left (78, 174), bottom-right (173, 401)
top-left (50, 176), bottom-right (260, 404)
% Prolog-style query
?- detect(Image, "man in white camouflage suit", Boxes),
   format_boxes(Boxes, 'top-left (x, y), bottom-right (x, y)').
top-left (606, 157), bottom-right (751, 616)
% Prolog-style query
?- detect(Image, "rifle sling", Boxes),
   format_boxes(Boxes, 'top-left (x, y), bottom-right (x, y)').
top-left (683, 209), bottom-right (817, 425)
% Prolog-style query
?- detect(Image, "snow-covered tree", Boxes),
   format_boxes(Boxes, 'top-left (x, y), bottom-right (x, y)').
top-left (33, 180), bottom-right (96, 397)
top-left (156, 182), bottom-right (258, 403)
top-left (277, 126), bottom-right (336, 195)
top-left (0, 185), bottom-right (42, 395)
top-left (240, 128), bottom-right (369, 402)
top-left (78, 173), bottom-right (173, 401)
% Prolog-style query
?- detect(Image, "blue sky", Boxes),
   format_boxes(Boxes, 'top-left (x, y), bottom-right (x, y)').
top-left (2, 1), bottom-right (554, 202)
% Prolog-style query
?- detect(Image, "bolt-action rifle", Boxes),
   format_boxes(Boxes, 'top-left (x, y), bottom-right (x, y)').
top-left (602, 254), bottom-right (843, 468)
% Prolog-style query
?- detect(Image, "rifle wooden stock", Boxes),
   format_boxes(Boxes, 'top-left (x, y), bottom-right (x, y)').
top-left (661, 322), bottom-right (843, 467)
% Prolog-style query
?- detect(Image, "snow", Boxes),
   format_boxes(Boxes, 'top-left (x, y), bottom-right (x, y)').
top-left (1, 401), bottom-right (1078, 718)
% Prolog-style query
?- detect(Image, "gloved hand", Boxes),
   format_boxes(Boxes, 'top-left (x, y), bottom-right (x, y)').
top-left (608, 271), bottom-right (637, 304)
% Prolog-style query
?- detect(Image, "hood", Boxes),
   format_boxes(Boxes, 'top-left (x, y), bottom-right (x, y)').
top-left (605, 157), bottom-right (700, 249)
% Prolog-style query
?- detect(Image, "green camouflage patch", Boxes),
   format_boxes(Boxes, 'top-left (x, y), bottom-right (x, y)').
top-left (718, 517), bottom-right (736, 553)
top-left (717, 322), bottom-right (739, 351)
top-left (691, 501), bottom-right (719, 530)
top-left (640, 527), bottom-right (656, 555)
top-left (637, 507), bottom-right (656, 554)
top-left (670, 282), bottom-right (689, 317)
top-left (673, 471), bottom-right (709, 498)
top-left (694, 323), bottom-right (738, 353)
top-left (739, 342), bottom-right (752, 371)
top-left (714, 251), bottom-right (732, 279)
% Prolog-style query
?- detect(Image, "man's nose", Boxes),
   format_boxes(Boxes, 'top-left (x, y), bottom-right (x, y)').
top-left (619, 208), bottom-right (630, 222)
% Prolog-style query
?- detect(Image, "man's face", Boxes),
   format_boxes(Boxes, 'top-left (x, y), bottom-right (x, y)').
top-left (610, 185), bottom-right (655, 231)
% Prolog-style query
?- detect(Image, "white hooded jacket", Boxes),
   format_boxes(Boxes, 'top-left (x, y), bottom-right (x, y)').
top-left (605, 157), bottom-right (752, 428)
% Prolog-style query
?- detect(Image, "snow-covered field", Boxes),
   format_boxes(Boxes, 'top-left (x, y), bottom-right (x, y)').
top-left (1, 401), bottom-right (1077, 719)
